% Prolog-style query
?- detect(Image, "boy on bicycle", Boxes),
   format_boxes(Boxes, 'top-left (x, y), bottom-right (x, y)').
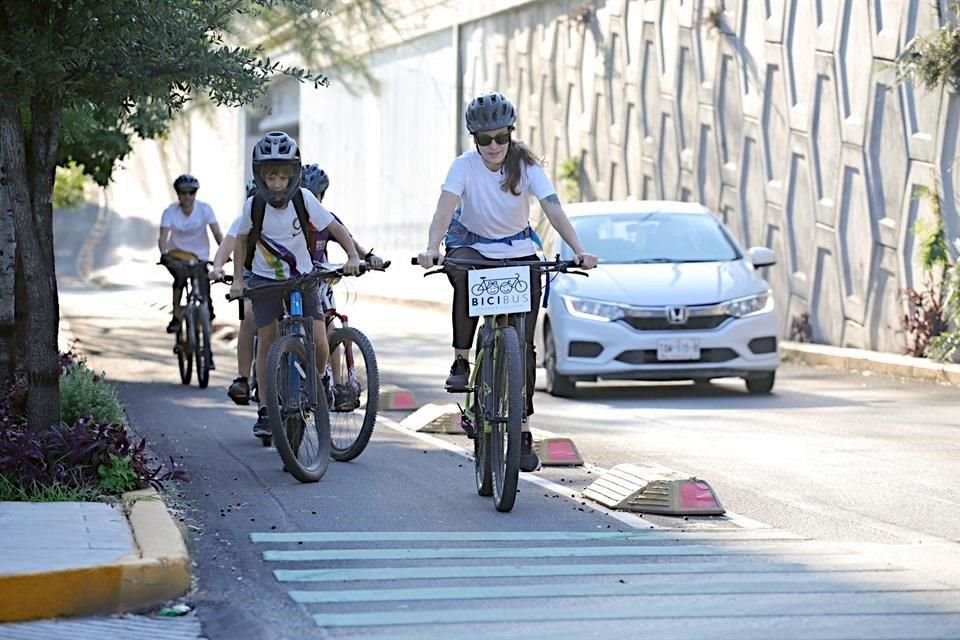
top-left (300, 164), bottom-right (384, 411)
top-left (230, 132), bottom-right (360, 437)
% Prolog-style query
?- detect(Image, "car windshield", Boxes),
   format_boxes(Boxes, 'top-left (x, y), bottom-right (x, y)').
top-left (560, 212), bottom-right (741, 264)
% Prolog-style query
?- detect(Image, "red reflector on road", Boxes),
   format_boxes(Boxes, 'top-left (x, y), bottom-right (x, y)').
top-left (535, 437), bottom-right (584, 466)
top-left (679, 480), bottom-right (721, 510)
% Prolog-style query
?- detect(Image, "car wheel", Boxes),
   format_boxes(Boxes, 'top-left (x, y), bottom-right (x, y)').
top-left (745, 371), bottom-right (776, 394)
top-left (544, 323), bottom-right (576, 398)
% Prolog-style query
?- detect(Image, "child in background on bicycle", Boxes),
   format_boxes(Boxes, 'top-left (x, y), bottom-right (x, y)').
top-left (211, 188), bottom-right (256, 408)
top-left (300, 164), bottom-right (384, 411)
top-left (417, 91), bottom-right (597, 472)
top-left (230, 132), bottom-right (361, 437)
top-left (158, 174), bottom-right (224, 334)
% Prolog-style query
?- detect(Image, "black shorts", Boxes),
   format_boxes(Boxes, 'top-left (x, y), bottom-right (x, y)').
top-left (164, 261), bottom-right (190, 290)
top-left (245, 273), bottom-right (325, 329)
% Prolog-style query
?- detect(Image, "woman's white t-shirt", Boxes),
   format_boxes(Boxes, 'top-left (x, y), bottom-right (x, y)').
top-left (441, 150), bottom-right (556, 258)
top-left (160, 201), bottom-right (218, 260)
top-left (236, 188), bottom-right (334, 279)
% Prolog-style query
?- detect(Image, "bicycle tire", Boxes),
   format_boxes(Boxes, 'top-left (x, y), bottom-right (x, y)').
top-left (250, 333), bottom-right (260, 404)
top-left (490, 325), bottom-right (522, 512)
top-left (263, 335), bottom-right (331, 482)
top-left (195, 305), bottom-right (212, 389)
top-left (177, 314), bottom-right (193, 385)
top-left (328, 326), bottom-right (379, 462)
top-left (472, 333), bottom-right (492, 497)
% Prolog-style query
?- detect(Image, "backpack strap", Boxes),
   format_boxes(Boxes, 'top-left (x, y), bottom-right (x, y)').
top-left (291, 189), bottom-right (314, 252)
top-left (244, 195), bottom-right (267, 271)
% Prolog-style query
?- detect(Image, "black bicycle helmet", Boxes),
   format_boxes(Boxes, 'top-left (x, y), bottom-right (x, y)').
top-left (464, 92), bottom-right (517, 133)
top-left (301, 164), bottom-right (330, 198)
top-left (173, 174), bottom-right (199, 192)
top-left (251, 131), bottom-right (302, 208)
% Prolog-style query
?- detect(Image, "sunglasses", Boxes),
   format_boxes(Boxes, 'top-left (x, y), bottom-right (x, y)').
top-left (474, 130), bottom-right (512, 147)
top-left (178, 190), bottom-right (197, 196)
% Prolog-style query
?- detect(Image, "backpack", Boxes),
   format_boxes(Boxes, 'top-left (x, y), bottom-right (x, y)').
top-left (244, 188), bottom-right (315, 271)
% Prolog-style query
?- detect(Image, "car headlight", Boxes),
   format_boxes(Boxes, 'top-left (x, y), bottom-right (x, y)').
top-left (561, 295), bottom-right (625, 321)
top-left (722, 291), bottom-right (773, 317)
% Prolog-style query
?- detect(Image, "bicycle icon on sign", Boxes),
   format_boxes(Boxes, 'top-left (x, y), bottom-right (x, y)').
top-left (470, 274), bottom-right (529, 296)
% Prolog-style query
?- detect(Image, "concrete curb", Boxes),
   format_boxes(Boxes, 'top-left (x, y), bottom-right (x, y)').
top-left (0, 488), bottom-right (191, 623)
top-left (781, 340), bottom-right (960, 386)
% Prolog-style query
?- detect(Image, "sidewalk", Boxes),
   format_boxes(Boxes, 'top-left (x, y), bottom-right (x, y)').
top-left (0, 489), bottom-right (191, 624)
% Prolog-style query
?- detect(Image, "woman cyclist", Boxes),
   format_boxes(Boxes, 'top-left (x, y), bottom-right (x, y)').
top-left (416, 91), bottom-right (597, 472)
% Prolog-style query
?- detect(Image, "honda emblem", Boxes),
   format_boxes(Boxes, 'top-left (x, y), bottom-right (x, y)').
top-left (665, 306), bottom-right (688, 324)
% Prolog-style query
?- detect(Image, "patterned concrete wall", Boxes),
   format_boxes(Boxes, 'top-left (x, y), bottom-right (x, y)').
top-left (459, 0), bottom-right (958, 352)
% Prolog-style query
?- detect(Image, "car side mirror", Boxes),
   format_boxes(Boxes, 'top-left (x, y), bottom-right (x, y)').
top-left (748, 247), bottom-right (777, 268)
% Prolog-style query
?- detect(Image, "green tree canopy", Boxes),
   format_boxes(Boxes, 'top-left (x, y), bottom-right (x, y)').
top-left (0, 0), bottom-right (385, 429)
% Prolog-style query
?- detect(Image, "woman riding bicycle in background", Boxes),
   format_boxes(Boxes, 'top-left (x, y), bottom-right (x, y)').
top-left (416, 91), bottom-right (597, 472)
top-left (158, 174), bottom-right (223, 334)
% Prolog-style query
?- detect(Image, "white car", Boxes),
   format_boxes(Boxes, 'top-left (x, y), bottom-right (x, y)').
top-left (535, 200), bottom-right (780, 396)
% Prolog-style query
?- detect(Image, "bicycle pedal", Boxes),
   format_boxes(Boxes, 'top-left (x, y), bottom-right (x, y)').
top-left (445, 384), bottom-right (473, 394)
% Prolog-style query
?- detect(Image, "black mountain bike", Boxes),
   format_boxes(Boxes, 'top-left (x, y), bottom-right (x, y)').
top-left (416, 255), bottom-right (586, 512)
top-left (161, 257), bottom-right (215, 389)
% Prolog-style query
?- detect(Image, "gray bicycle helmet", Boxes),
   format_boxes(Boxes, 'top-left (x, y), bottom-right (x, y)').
top-left (301, 164), bottom-right (330, 198)
top-left (173, 174), bottom-right (199, 192)
top-left (464, 92), bottom-right (516, 133)
top-left (251, 131), bottom-right (302, 208)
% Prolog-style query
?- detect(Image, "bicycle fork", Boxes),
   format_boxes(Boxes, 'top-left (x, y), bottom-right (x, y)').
top-left (286, 292), bottom-right (318, 412)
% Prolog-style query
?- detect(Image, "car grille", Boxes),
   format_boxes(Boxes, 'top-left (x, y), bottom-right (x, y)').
top-left (614, 348), bottom-right (738, 364)
top-left (621, 315), bottom-right (729, 331)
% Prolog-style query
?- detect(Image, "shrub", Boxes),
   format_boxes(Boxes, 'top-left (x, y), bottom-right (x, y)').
top-left (0, 416), bottom-right (187, 499)
top-left (59, 363), bottom-right (124, 426)
top-left (0, 352), bottom-right (187, 501)
top-left (901, 187), bottom-right (959, 360)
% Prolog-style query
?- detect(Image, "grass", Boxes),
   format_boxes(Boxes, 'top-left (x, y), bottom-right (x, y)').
top-left (0, 475), bottom-right (103, 502)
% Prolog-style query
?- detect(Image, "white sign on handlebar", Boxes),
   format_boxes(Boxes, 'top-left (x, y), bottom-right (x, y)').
top-left (467, 266), bottom-right (533, 317)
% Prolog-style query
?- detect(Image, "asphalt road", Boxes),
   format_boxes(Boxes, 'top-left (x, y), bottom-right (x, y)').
top-left (55, 264), bottom-right (960, 639)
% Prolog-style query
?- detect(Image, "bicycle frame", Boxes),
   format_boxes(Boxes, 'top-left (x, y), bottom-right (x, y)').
top-left (470, 312), bottom-right (527, 429)
top-left (280, 290), bottom-right (319, 411)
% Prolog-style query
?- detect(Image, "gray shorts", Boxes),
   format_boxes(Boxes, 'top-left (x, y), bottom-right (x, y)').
top-left (245, 272), bottom-right (324, 329)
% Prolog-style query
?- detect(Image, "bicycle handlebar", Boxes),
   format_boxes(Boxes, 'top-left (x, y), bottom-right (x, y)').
top-left (225, 261), bottom-right (385, 302)
top-left (410, 255), bottom-right (588, 276)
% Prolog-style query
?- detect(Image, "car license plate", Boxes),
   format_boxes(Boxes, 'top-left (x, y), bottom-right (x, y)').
top-left (656, 338), bottom-right (700, 361)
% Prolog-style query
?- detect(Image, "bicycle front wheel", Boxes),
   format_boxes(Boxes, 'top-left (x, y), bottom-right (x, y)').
top-left (194, 305), bottom-right (212, 389)
top-left (177, 314), bottom-right (193, 385)
top-left (472, 334), bottom-right (492, 497)
top-left (328, 326), bottom-right (379, 462)
top-left (264, 335), bottom-right (331, 482)
top-left (490, 325), bottom-right (523, 512)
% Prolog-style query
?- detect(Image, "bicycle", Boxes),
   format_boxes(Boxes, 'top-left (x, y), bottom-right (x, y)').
top-left (160, 257), bottom-right (215, 389)
top-left (415, 255), bottom-right (586, 512)
top-left (235, 262), bottom-right (389, 458)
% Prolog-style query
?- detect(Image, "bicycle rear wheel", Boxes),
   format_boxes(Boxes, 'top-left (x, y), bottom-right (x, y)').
top-left (490, 325), bottom-right (522, 512)
top-left (328, 326), bottom-right (380, 462)
top-left (194, 305), bottom-right (212, 389)
top-left (177, 314), bottom-right (193, 385)
top-left (264, 335), bottom-right (330, 482)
